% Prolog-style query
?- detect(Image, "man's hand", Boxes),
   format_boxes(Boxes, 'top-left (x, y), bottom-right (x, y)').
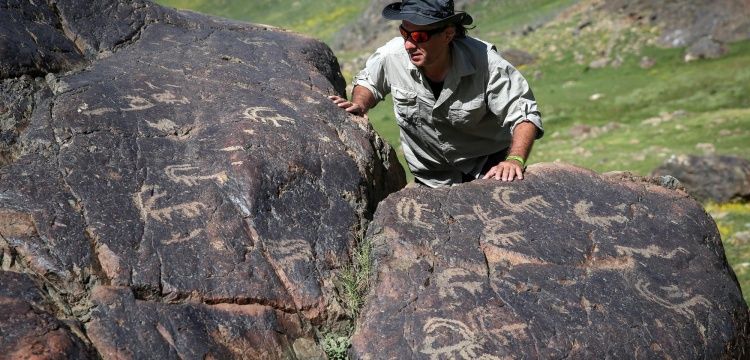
top-left (482, 159), bottom-right (524, 181)
top-left (482, 121), bottom-right (538, 182)
top-left (329, 95), bottom-right (365, 116)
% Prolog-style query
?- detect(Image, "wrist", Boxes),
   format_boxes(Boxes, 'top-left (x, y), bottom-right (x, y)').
top-left (505, 155), bottom-right (526, 167)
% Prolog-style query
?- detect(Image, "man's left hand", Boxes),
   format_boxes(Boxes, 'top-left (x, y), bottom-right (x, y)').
top-left (482, 160), bottom-right (524, 181)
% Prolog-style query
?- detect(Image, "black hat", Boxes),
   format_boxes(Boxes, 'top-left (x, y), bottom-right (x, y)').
top-left (382, 0), bottom-right (473, 26)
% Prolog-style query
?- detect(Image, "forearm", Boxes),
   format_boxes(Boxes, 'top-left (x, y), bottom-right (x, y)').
top-left (507, 121), bottom-right (538, 160)
top-left (351, 85), bottom-right (377, 114)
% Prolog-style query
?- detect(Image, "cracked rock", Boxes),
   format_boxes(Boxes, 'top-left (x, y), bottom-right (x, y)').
top-left (0, 0), bottom-right (405, 358)
top-left (352, 163), bottom-right (748, 359)
top-left (0, 271), bottom-right (96, 359)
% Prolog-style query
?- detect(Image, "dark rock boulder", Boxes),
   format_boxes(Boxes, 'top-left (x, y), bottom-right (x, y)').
top-left (0, 0), bottom-right (85, 78)
top-left (352, 163), bottom-right (748, 358)
top-left (1, 0), bottom-right (405, 358)
top-left (0, 271), bottom-right (96, 359)
top-left (652, 154), bottom-right (750, 203)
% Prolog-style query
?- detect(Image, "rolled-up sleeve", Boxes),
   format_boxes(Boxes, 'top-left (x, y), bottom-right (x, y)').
top-left (352, 48), bottom-right (390, 103)
top-left (486, 55), bottom-right (544, 139)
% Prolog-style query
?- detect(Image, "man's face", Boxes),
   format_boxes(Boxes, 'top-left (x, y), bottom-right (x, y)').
top-left (400, 21), bottom-right (453, 68)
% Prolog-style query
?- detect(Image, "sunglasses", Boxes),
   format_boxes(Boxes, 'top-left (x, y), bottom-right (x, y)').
top-left (399, 25), bottom-right (446, 43)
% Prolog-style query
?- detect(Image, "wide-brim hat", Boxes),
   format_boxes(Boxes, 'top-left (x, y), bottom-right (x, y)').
top-left (382, 0), bottom-right (473, 26)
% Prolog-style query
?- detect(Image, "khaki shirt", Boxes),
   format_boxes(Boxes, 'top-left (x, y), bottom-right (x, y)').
top-left (353, 36), bottom-right (543, 188)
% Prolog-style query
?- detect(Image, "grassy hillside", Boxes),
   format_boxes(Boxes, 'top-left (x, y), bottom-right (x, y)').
top-left (154, 0), bottom-right (750, 305)
top-left (156, 0), bottom-right (368, 42)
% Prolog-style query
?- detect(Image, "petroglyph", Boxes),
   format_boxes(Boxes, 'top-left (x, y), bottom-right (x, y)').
top-left (134, 185), bottom-right (207, 223)
top-left (78, 103), bottom-right (116, 116)
top-left (220, 146), bottom-right (244, 152)
top-left (574, 201), bottom-right (628, 227)
top-left (241, 106), bottom-right (296, 127)
top-left (266, 239), bottom-right (313, 267)
top-left (420, 318), bottom-right (501, 360)
top-left (237, 37), bottom-right (271, 46)
top-left (165, 164), bottom-right (228, 186)
top-left (481, 245), bottom-right (546, 267)
top-left (493, 188), bottom-right (551, 217)
top-left (473, 205), bottom-right (525, 247)
top-left (578, 255), bottom-right (634, 271)
top-left (164, 229), bottom-right (203, 245)
top-left (151, 89), bottom-right (190, 105)
top-left (279, 98), bottom-right (297, 111)
top-left (437, 268), bottom-right (483, 299)
top-left (396, 198), bottom-right (433, 230)
top-left (635, 279), bottom-right (711, 320)
top-left (615, 245), bottom-right (689, 260)
top-left (121, 95), bottom-right (155, 112)
top-left (304, 96), bottom-right (320, 104)
top-left (483, 322), bottom-right (529, 346)
top-left (243, 129), bottom-right (255, 135)
top-left (146, 118), bottom-right (178, 132)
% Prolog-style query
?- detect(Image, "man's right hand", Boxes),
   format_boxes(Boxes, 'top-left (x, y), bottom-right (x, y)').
top-left (328, 95), bottom-right (365, 116)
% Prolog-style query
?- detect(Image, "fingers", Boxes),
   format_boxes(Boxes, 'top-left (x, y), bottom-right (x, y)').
top-left (482, 162), bottom-right (525, 182)
top-left (345, 103), bottom-right (362, 115)
top-left (481, 168), bottom-right (495, 180)
top-left (328, 96), bottom-right (363, 115)
top-left (328, 95), bottom-right (349, 107)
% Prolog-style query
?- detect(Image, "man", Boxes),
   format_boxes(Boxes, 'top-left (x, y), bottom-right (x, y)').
top-left (329, 0), bottom-right (543, 188)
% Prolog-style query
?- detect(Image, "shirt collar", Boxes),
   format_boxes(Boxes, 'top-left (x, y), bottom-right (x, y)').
top-left (405, 39), bottom-right (476, 77)
top-left (450, 39), bottom-right (476, 78)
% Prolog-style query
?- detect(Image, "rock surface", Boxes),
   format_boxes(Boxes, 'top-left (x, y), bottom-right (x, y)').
top-left (352, 163), bottom-right (749, 358)
top-left (0, 0), bottom-right (405, 358)
top-left (0, 271), bottom-right (96, 359)
top-left (652, 154), bottom-right (750, 203)
top-left (601, 0), bottom-right (750, 49)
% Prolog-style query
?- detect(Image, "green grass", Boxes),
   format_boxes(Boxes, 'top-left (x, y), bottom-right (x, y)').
top-left (467, 0), bottom-right (580, 36)
top-left (527, 40), bottom-right (750, 175)
top-left (155, 0), bottom-right (368, 42)
top-left (706, 203), bottom-right (750, 304)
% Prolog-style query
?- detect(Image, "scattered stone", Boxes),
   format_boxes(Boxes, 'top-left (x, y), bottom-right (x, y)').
top-left (568, 122), bottom-right (621, 140)
top-left (588, 58), bottom-right (609, 69)
top-left (500, 48), bottom-right (537, 67)
top-left (640, 56), bottom-right (656, 68)
top-left (641, 110), bottom-right (687, 126)
top-left (652, 154), bottom-right (750, 203)
top-left (685, 37), bottom-right (728, 62)
top-left (352, 163), bottom-right (749, 358)
top-left (733, 231), bottom-right (750, 245)
top-left (589, 93), bottom-right (605, 101)
top-left (696, 142), bottom-right (716, 154)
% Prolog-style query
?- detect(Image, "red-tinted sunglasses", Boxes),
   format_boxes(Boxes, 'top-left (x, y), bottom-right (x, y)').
top-left (399, 25), bottom-right (446, 43)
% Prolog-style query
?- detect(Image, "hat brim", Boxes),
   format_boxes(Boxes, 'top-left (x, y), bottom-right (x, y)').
top-left (382, 2), bottom-right (473, 26)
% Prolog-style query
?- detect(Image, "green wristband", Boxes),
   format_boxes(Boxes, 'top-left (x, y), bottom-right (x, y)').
top-left (506, 155), bottom-right (526, 167)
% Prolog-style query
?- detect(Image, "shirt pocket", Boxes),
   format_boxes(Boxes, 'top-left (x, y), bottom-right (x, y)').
top-left (448, 97), bottom-right (486, 127)
top-left (392, 87), bottom-right (419, 125)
